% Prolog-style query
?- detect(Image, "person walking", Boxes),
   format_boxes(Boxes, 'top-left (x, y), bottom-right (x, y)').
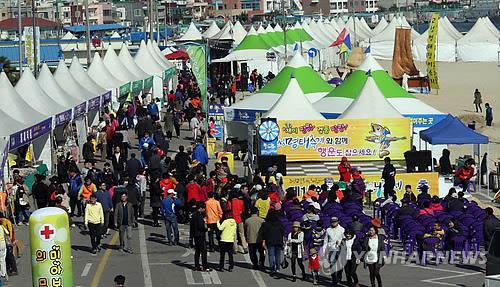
top-left (261, 210), bottom-right (284, 277)
top-left (95, 182), bottom-right (113, 238)
top-left (161, 189), bottom-right (182, 245)
top-left (190, 202), bottom-right (211, 272)
top-left (340, 229), bottom-right (362, 287)
top-left (0, 223), bottom-right (9, 280)
top-left (125, 153), bottom-right (142, 181)
top-left (217, 211), bottom-right (237, 272)
top-left (285, 221), bottom-right (306, 282)
top-left (485, 103), bottom-right (493, 126)
top-left (364, 226), bottom-right (385, 287)
top-left (309, 248), bottom-right (321, 285)
top-left (381, 157), bottom-right (396, 199)
top-left (231, 191), bottom-right (248, 253)
top-left (125, 179), bottom-right (140, 227)
top-left (82, 136), bottom-right (95, 163)
top-left (473, 89), bottom-right (482, 113)
top-left (323, 217), bottom-right (345, 286)
top-left (245, 207), bottom-right (265, 270)
top-left (150, 178), bottom-right (163, 227)
top-left (68, 169), bottom-right (83, 217)
top-left (114, 193), bottom-right (135, 253)
top-left (206, 192), bottom-right (223, 252)
top-left (84, 195), bottom-right (104, 254)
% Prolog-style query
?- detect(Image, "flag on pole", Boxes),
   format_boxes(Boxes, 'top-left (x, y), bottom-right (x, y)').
top-left (344, 34), bottom-right (352, 50)
top-left (330, 28), bottom-right (347, 47)
top-left (364, 46), bottom-right (371, 54)
top-left (338, 43), bottom-right (349, 54)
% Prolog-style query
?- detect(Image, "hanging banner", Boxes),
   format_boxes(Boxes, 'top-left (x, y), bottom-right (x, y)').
top-left (10, 118), bottom-right (52, 150)
top-left (73, 102), bottom-right (87, 119)
top-left (24, 26), bottom-right (40, 70)
top-left (426, 13), bottom-right (440, 90)
top-left (132, 80), bottom-right (143, 93)
top-left (0, 137), bottom-right (9, 185)
top-left (164, 67), bottom-right (176, 79)
top-left (54, 110), bottom-right (73, 127)
top-left (87, 96), bottom-right (101, 111)
top-left (101, 91), bottom-right (112, 103)
top-left (283, 172), bottom-right (439, 199)
top-left (144, 76), bottom-right (154, 89)
top-left (29, 207), bottom-right (74, 287)
top-left (208, 104), bottom-right (224, 139)
top-left (277, 119), bottom-right (412, 161)
top-left (186, 45), bottom-right (207, 113)
top-left (119, 82), bottom-right (131, 101)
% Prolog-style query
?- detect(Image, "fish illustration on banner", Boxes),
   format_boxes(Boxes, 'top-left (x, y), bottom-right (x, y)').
top-left (365, 123), bottom-right (407, 158)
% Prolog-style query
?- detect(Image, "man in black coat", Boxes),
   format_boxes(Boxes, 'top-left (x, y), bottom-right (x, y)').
top-left (126, 179), bottom-right (141, 227)
top-left (174, 145), bottom-right (191, 183)
top-left (484, 207), bottom-right (500, 249)
top-left (381, 157), bottom-right (396, 199)
top-left (82, 136), bottom-right (95, 163)
top-left (190, 202), bottom-right (210, 272)
top-left (125, 153), bottom-right (142, 180)
top-left (112, 146), bottom-right (126, 177)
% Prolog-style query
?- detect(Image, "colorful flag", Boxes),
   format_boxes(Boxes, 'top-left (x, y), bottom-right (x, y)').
top-left (330, 28), bottom-right (347, 47)
top-left (364, 46), bottom-right (371, 54)
top-left (344, 34), bottom-right (352, 50)
top-left (338, 43), bottom-right (349, 54)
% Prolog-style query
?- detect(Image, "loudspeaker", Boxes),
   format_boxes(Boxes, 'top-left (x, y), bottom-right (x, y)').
top-left (405, 150), bottom-right (432, 172)
top-left (257, 155), bottom-right (287, 176)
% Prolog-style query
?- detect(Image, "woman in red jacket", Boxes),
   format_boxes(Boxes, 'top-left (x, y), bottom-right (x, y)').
top-left (338, 157), bottom-right (352, 183)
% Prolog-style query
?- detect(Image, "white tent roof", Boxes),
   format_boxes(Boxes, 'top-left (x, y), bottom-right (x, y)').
top-left (69, 56), bottom-right (108, 96)
top-left (15, 67), bottom-right (67, 117)
top-left (373, 17), bottom-right (388, 34)
top-left (345, 17), bottom-right (372, 41)
top-left (442, 16), bottom-right (463, 39)
top-left (38, 63), bottom-right (83, 108)
top-left (322, 20), bottom-right (339, 37)
top-left (339, 76), bottom-right (403, 119)
top-left (88, 52), bottom-right (124, 89)
top-left (211, 21), bottom-right (233, 41)
top-left (264, 76), bottom-right (325, 120)
top-left (301, 21), bottom-right (329, 47)
top-left (457, 18), bottom-right (500, 62)
top-left (310, 20), bottom-right (336, 43)
top-left (177, 22), bottom-right (203, 42)
top-left (135, 40), bottom-right (163, 76)
top-left (357, 54), bottom-right (385, 71)
top-left (337, 18), bottom-right (346, 30)
top-left (212, 27), bottom-right (270, 62)
top-left (110, 31), bottom-right (121, 39)
top-left (0, 72), bottom-right (44, 127)
top-left (232, 21), bottom-right (247, 45)
top-left (413, 18), bottom-right (459, 62)
top-left (329, 19), bottom-right (341, 33)
top-left (203, 21), bottom-right (220, 38)
top-left (62, 31), bottom-right (77, 40)
top-left (483, 17), bottom-right (500, 38)
top-left (150, 40), bottom-right (175, 69)
top-left (103, 46), bottom-right (138, 82)
top-left (54, 60), bottom-right (94, 103)
top-left (118, 45), bottom-right (150, 79)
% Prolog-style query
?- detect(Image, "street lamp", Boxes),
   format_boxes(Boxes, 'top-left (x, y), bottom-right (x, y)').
top-left (142, 6), bottom-right (148, 41)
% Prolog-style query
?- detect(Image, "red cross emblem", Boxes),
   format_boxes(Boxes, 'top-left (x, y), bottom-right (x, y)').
top-left (39, 224), bottom-right (56, 241)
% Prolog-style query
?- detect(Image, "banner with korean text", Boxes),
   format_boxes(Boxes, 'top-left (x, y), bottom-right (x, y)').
top-left (277, 119), bottom-right (411, 161)
top-left (283, 172), bottom-right (438, 199)
top-left (426, 13), bottom-right (440, 90)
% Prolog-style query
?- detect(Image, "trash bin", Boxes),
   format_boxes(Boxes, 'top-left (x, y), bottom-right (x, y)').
top-left (468, 121), bottom-right (476, 130)
top-left (489, 172), bottom-right (499, 192)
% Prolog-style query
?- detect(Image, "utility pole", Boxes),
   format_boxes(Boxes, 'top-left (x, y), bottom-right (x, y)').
top-left (281, 0), bottom-right (287, 62)
top-left (156, 0), bottom-right (160, 43)
top-left (84, 0), bottom-right (91, 66)
top-left (149, 0), bottom-right (154, 41)
top-left (32, 0), bottom-right (38, 76)
top-left (18, 0), bottom-right (23, 75)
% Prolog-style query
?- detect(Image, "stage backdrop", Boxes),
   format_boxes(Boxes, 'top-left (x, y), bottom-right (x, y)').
top-left (277, 119), bottom-right (412, 161)
top-left (283, 172), bottom-right (438, 199)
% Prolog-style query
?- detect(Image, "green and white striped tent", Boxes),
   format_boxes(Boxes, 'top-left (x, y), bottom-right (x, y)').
top-left (224, 52), bottom-right (333, 122)
top-left (313, 54), bottom-right (445, 128)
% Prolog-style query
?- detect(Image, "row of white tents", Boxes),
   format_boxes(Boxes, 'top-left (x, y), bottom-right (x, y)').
top-left (0, 39), bottom-right (176, 172)
top-left (180, 16), bottom-right (500, 67)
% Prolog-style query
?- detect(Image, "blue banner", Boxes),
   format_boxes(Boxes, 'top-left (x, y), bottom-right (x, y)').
top-left (55, 110), bottom-right (73, 127)
top-left (87, 96), bottom-right (101, 111)
top-left (258, 119), bottom-right (279, 156)
top-left (74, 102), bottom-right (87, 118)
top-left (10, 118), bottom-right (52, 150)
top-left (406, 114), bottom-right (447, 128)
top-left (208, 104), bottom-right (224, 139)
top-left (102, 91), bottom-right (112, 103)
top-left (226, 108), bottom-right (265, 123)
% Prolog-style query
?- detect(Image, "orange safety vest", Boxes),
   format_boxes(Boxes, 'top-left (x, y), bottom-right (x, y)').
top-left (80, 184), bottom-right (96, 200)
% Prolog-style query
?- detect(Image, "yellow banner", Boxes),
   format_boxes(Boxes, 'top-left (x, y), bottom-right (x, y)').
top-left (283, 172), bottom-right (439, 200)
top-left (277, 119), bottom-right (412, 162)
top-left (426, 13), bottom-right (440, 90)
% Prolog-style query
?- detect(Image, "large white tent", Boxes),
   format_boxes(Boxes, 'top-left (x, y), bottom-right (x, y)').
top-left (232, 21), bottom-right (247, 46)
top-left (135, 40), bottom-right (164, 76)
top-left (147, 39), bottom-right (170, 70)
top-left (302, 21), bottom-right (330, 47)
top-left (69, 56), bottom-right (108, 97)
top-left (210, 21), bottom-right (233, 41)
top-left (118, 45), bottom-right (150, 79)
top-left (372, 17), bottom-right (388, 34)
top-left (103, 46), bottom-right (138, 83)
top-left (152, 40), bottom-right (176, 69)
top-left (457, 18), bottom-right (500, 62)
top-left (264, 76), bottom-right (325, 120)
top-left (0, 72), bottom-right (42, 126)
top-left (203, 21), bottom-right (220, 38)
top-left (38, 63), bottom-right (82, 109)
top-left (176, 22), bottom-right (203, 42)
top-left (15, 67), bottom-right (67, 117)
top-left (54, 60), bottom-right (95, 103)
top-left (339, 76), bottom-right (403, 119)
top-left (483, 16), bottom-right (500, 37)
top-left (88, 52), bottom-right (124, 90)
top-left (442, 16), bottom-right (463, 39)
top-left (413, 17), bottom-right (460, 62)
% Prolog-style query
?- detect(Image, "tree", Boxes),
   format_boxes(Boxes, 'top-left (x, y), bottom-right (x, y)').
top-left (0, 56), bottom-right (19, 85)
top-left (237, 12), bottom-right (249, 23)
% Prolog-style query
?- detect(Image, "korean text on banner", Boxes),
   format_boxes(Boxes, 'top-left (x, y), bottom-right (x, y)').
top-left (277, 119), bottom-right (411, 161)
top-left (24, 27), bottom-right (40, 70)
top-left (208, 104), bottom-right (224, 139)
top-left (186, 46), bottom-right (207, 113)
top-left (426, 13), bottom-right (440, 90)
top-left (283, 172), bottom-right (439, 199)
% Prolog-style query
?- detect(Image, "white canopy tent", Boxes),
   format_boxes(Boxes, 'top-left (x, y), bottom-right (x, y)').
top-left (103, 46), bottom-right (138, 82)
top-left (203, 21), bottom-right (220, 38)
top-left (413, 17), bottom-right (460, 62)
top-left (302, 21), bottom-right (330, 47)
top-left (210, 21), bottom-right (233, 41)
top-left (118, 45), bottom-right (150, 79)
top-left (88, 52), bottom-right (124, 90)
top-left (483, 17), bottom-right (500, 38)
top-left (62, 31), bottom-right (77, 40)
top-left (264, 76), bottom-right (325, 120)
top-left (232, 21), bottom-right (247, 46)
top-left (15, 67), bottom-right (67, 117)
top-left (457, 18), bottom-right (500, 62)
top-left (135, 40), bottom-right (164, 76)
top-left (54, 60), bottom-right (95, 103)
top-left (339, 76), bottom-right (403, 119)
top-left (69, 56), bottom-right (108, 97)
top-left (372, 17), bottom-right (388, 34)
top-left (337, 18), bottom-right (346, 30)
top-left (176, 22), bottom-right (203, 42)
top-left (0, 73), bottom-right (31, 133)
top-left (442, 16), bottom-right (463, 39)
top-left (38, 63), bottom-right (83, 109)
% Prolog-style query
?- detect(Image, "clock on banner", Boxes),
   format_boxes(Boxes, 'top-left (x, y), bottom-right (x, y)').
top-left (258, 118), bottom-right (279, 155)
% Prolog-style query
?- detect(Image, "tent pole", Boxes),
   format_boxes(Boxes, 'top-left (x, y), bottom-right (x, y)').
top-left (478, 144), bottom-right (481, 194)
top-left (487, 144), bottom-right (490, 198)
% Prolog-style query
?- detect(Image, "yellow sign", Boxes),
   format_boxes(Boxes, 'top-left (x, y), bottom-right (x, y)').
top-left (426, 13), bottom-right (440, 90)
top-left (216, 152), bottom-right (234, 174)
top-left (277, 119), bottom-right (411, 162)
top-left (283, 172), bottom-right (439, 200)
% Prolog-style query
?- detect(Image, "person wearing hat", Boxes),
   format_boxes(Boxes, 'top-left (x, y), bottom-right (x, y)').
top-left (161, 189), bottom-right (182, 245)
top-left (323, 216), bottom-right (345, 286)
top-left (338, 156), bottom-right (352, 183)
top-left (308, 248), bottom-right (321, 285)
top-left (285, 221), bottom-right (306, 281)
